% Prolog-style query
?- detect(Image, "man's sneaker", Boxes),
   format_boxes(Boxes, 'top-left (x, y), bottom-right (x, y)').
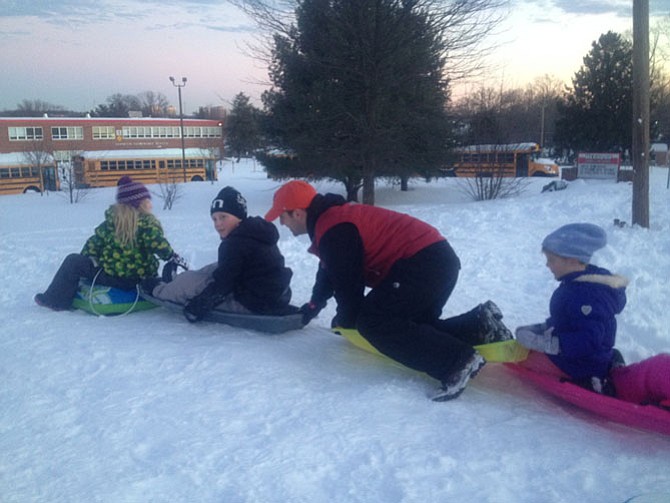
top-left (34, 293), bottom-right (67, 311)
top-left (478, 300), bottom-right (513, 343)
top-left (432, 352), bottom-right (486, 402)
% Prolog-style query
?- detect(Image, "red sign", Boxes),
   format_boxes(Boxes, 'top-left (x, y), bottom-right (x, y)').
top-left (577, 153), bottom-right (621, 179)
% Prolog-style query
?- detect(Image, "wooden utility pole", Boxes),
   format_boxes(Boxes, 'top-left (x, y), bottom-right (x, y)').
top-left (632, 0), bottom-right (650, 228)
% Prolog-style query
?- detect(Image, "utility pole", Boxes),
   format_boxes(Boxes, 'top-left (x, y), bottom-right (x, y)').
top-left (632, 0), bottom-right (650, 227)
top-left (169, 76), bottom-right (188, 183)
top-left (540, 102), bottom-right (546, 147)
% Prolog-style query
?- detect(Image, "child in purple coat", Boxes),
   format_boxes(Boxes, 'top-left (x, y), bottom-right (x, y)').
top-left (516, 223), bottom-right (670, 408)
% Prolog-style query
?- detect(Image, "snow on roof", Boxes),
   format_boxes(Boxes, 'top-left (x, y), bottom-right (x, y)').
top-left (0, 116), bottom-right (217, 123)
top-left (0, 148), bottom-right (216, 166)
top-left (455, 143), bottom-right (540, 153)
top-left (0, 152), bottom-right (55, 166)
top-left (79, 148), bottom-right (215, 159)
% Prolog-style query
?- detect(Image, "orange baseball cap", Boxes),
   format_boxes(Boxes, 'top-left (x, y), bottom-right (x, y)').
top-left (265, 180), bottom-right (318, 221)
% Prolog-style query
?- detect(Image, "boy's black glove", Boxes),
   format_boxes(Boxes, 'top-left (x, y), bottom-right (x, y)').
top-left (184, 296), bottom-right (211, 323)
top-left (299, 300), bottom-right (326, 326)
top-left (162, 253), bottom-right (189, 282)
top-left (184, 284), bottom-right (224, 323)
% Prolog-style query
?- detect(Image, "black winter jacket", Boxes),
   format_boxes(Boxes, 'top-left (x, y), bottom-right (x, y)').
top-left (305, 194), bottom-right (366, 327)
top-left (211, 216), bottom-right (293, 314)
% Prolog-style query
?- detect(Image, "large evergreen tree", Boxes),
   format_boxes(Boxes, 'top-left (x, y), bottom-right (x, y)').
top-left (555, 31), bottom-right (633, 155)
top-left (261, 0), bottom-right (453, 203)
top-left (226, 93), bottom-right (262, 161)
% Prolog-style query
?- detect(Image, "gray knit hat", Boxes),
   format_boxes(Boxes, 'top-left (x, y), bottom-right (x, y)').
top-left (542, 223), bottom-right (607, 264)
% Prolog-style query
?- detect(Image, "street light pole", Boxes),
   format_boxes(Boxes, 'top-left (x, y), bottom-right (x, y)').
top-left (169, 76), bottom-right (188, 183)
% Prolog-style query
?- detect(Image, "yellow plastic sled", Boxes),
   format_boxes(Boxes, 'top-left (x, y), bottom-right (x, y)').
top-left (332, 327), bottom-right (529, 363)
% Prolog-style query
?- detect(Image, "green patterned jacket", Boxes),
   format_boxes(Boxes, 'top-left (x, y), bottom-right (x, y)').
top-left (81, 207), bottom-right (174, 280)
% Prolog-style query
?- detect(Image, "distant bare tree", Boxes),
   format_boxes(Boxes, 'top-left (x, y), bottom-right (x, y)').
top-left (57, 152), bottom-right (90, 204)
top-left (21, 139), bottom-right (56, 196)
top-left (647, 18), bottom-right (670, 144)
top-left (456, 145), bottom-right (529, 201)
top-left (138, 91), bottom-right (170, 117)
top-left (233, 0), bottom-right (506, 84)
top-left (459, 173), bottom-right (528, 201)
top-left (16, 99), bottom-right (65, 116)
top-left (155, 174), bottom-right (183, 210)
top-left (452, 74), bottom-right (563, 149)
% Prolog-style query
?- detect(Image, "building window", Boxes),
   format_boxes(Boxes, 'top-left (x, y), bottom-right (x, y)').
top-left (51, 126), bottom-right (84, 140)
top-left (184, 126), bottom-right (200, 138)
top-left (9, 126), bottom-right (44, 141)
top-left (92, 126), bottom-right (115, 140)
top-left (122, 126), bottom-right (156, 139)
top-left (204, 127), bottom-right (222, 138)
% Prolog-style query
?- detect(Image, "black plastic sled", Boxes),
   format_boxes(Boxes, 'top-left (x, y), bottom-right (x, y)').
top-left (141, 292), bottom-right (304, 334)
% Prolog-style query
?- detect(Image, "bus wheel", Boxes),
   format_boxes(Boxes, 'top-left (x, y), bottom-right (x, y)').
top-left (24, 186), bottom-right (41, 194)
top-left (191, 176), bottom-right (204, 182)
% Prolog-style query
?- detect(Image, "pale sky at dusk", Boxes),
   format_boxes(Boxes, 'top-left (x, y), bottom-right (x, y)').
top-left (1, 0), bottom-right (669, 114)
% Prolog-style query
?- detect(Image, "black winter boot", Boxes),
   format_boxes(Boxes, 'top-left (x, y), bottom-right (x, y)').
top-left (477, 301), bottom-right (513, 343)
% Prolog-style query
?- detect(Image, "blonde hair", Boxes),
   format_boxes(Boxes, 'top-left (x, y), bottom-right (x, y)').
top-left (112, 204), bottom-right (139, 248)
top-left (112, 201), bottom-right (158, 248)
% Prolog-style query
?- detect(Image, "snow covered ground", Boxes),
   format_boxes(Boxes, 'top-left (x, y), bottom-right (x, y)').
top-left (1, 159), bottom-right (669, 502)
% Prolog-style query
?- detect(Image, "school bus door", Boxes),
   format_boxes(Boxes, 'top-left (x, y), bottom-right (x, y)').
top-left (42, 166), bottom-right (59, 191)
top-left (516, 153), bottom-right (529, 176)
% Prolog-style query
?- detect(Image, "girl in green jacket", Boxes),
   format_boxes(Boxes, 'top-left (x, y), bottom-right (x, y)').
top-left (35, 176), bottom-right (177, 311)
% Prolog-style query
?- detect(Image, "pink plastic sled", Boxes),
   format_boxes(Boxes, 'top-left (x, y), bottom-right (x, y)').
top-left (505, 363), bottom-right (670, 437)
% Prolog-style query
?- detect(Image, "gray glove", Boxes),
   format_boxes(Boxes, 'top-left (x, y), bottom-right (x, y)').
top-left (515, 323), bottom-right (560, 355)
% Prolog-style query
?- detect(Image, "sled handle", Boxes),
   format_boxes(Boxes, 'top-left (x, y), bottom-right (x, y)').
top-left (87, 270), bottom-right (141, 317)
top-left (332, 327), bottom-right (529, 363)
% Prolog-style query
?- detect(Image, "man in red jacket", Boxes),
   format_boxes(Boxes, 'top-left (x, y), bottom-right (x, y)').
top-left (265, 180), bottom-right (512, 401)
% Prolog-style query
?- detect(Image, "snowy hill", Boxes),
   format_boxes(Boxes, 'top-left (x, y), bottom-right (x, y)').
top-left (1, 160), bottom-right (669, 502)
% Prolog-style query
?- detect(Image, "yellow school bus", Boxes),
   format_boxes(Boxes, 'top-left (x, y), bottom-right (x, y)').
top-left (72, 148), bottom-right (218, 187)
top-left (447, 143), bottom-right (559, 177)
top-left (0, 153), bottom-right (60, 195)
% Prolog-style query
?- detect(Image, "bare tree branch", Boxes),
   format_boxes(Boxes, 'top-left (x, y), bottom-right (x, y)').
top-left (231, 0), bottom-right (508, 85)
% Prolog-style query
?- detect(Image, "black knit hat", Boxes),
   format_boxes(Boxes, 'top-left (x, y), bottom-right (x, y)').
top-left (210, 186), bottom-right (247, 220)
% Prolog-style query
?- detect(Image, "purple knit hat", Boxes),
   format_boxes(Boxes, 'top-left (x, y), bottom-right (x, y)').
top-left (116, 176), bottom-right (150, 208)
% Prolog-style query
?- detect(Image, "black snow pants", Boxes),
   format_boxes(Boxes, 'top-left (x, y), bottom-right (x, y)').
top-left (356, 240), bottom-right (480, 384)
top-left (39, 253), bottom-right (137, 310)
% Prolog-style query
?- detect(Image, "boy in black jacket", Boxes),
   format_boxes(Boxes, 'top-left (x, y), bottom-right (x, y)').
top-left (147, 186), bottom-right (293, 321)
